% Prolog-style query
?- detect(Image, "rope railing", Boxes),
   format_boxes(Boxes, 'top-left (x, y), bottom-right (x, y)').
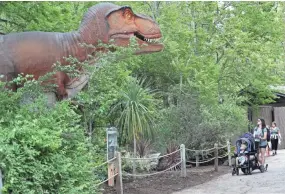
top-left (94, 157), bottom-right (117, 169)
top-left (121, 145), bottom-right (186, 178)
top-left (123, 161), bottom-right (182, 177)
top-left (93, 157), bottom-right (119, 188)
top-left (121, 142), bottom-right (231, 170)
top-left (121, 148), bottom-right (181, 160)
top-left (93, 153), bottom-right (123, 194)
top-left (218, 153), bottom-right (229, 159)
top-left (185, 141), bottom-right (232, 169)
top-left (121, 142), bottom-right (231, 180)
top-left (95, 173), bottom-right (119, 186)
top-left (95, 141), bottom-right (233, 193)
top-left (185, 144), bottom-right (228, 153)
top-left (187, 152), bottom-right (229, 164)
top-left (187, 156), bottom-right (216, 164)
top-left (185, 147), bottom-right (216, 152)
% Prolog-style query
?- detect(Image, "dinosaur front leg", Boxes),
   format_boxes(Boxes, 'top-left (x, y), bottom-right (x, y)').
top-left (55, 71), bottom-right (70, 99)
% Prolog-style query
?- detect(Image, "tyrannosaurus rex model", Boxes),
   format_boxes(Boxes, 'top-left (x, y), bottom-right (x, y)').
top-left (0, 3), bottom-right (163, 99)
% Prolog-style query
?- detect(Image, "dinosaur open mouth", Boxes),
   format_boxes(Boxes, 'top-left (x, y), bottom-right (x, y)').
top-left (109, 31), bottom-right (163, 54)
top-left (134, 32), bottom-right (161, 44)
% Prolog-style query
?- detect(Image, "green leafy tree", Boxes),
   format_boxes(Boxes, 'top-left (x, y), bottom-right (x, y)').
top-left (0, 1), bottom-right (95, 33)
top-left (125, 2), bottom-right (285, 149)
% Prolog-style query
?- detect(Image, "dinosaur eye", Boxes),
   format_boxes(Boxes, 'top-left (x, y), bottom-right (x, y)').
top-left (124, 9), bottom-right (133, 20)
top-left (126, 13), bottom-right (132, 19)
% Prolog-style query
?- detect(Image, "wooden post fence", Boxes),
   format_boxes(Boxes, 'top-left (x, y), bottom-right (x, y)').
top-left (115, 152), bottom-right (123, 194)
top-left (108, 162), bottom-right (115, 186)
top-left (180, 144), bottom-right (186, 177)
top-left (195, 150), bottom-right (199, 167)
top-left (214, 143), bottom-right (218, 172)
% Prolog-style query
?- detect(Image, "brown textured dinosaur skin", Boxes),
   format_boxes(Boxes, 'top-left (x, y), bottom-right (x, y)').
top-left (0, 3), bottom-right (163, 99)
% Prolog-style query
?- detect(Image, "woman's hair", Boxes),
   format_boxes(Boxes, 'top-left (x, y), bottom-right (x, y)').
top-left (272, 121), bottom-right (277, 126)
top-left (258, 118), bottom-right (266, 129)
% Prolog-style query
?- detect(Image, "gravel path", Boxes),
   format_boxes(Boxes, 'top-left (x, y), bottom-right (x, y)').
top-left (173, 150), bottom-right (285, 194)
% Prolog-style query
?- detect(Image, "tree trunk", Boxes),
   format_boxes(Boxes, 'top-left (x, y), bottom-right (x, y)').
top-left (133, 132), bottom-right (137, 177)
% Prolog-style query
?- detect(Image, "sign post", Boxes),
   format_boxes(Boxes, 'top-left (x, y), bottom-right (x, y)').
top-left (106, 127), bottom-right (118, 186)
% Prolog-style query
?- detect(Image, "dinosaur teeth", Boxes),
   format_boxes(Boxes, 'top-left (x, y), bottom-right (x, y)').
top-left (143, 37), bottom-right (161, 43)
top-left (135, 32), bottom-right (161, 43)
top-left (144, 38), bottom-right (159, 43)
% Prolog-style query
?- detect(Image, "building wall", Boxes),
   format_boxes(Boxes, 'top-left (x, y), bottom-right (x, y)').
top-left (273, 107), bottom-right (285, 149)
top-left (250, 105), bottom-right (285, 149)
top-left (251, 106), bottom-right (273, 128)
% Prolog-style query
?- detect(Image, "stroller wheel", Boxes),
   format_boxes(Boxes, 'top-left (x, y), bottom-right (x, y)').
top-left (248, 167), bottom-right (252, 175)
top-left (241, 168), bottom-right (247, 175)
top-left (265, 164), bottom-right (268, 171)
top-left (232, 167), bottom-right (236, 176)
top-left (260, 165), bottom-right (265, 173)
top-left (236, 168), bottom-right (239, 175)
top-left (244, 168), bottom-right (249, 175)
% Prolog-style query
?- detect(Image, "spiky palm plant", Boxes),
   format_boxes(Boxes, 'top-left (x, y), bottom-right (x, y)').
top-left (113, 76), bottom-right (157, 174)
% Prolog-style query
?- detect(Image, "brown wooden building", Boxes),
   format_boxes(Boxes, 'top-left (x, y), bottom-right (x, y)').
top-left (248, 92), bottom-right (285, 149)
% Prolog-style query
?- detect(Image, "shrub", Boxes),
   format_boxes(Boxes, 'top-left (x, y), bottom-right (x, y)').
top-left (0, 88), bottom-right (98, 193)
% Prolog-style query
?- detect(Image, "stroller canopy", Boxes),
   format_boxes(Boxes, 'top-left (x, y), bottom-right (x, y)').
top-left (236, 132), bottom-right (256, 153)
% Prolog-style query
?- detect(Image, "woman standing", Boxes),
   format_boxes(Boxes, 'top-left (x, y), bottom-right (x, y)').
top-left (253, 118), bottom-right (267, 172)
top-left (271, 121), bottom-right (282, 156)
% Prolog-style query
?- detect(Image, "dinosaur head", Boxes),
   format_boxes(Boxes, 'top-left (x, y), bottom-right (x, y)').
top-left (79, 3), bottom-right (163, 54)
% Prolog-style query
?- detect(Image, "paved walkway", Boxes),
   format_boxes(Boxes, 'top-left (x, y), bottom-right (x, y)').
top-left (174, 150), bottom-right (285, 194)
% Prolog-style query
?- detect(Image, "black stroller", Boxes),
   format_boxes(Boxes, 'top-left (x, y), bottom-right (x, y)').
top-left (232, 133), bottom-right (268, 175)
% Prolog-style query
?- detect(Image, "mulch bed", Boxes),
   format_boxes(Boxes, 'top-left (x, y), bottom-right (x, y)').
top-left (102, 165), bottom-right (230, 194)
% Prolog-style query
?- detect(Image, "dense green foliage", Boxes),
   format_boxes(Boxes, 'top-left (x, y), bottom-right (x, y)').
top-left (0, 2), bottom-right (93, 33)
top-left (1, 1), bottom-right (285, 191)
top-left (0, 82), bottom-right (98, 193)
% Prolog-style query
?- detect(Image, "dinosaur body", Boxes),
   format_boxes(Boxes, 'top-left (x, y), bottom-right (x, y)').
top-left (0, 3), bottom-right (163, 99)
top-left (0, 32), bottom-right (84, 96)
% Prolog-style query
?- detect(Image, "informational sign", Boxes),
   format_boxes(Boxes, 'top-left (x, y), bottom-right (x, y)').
top-left (106, 126), bottom-right (118, 160)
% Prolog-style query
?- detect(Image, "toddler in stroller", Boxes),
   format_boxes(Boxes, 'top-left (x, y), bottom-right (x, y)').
top-left (232, 133), bottom-right (268, 175)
